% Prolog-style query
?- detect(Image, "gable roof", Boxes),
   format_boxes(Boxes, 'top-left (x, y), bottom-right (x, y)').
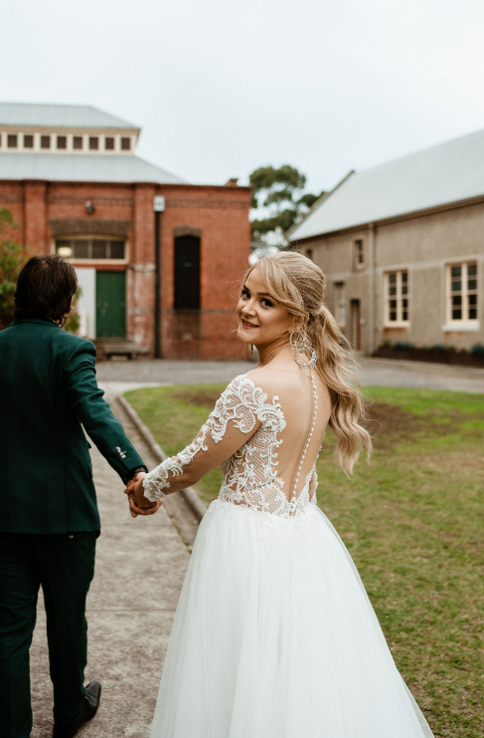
top-left (0, 103), bottom-right (138, 129)
top-left (289, 127), bottom-right (484, 241)
top-left (0, 153), bottom-right (185, 184)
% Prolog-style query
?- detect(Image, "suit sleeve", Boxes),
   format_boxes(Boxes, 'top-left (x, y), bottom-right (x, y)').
top-left (64, 339), bottom-right (146, 482)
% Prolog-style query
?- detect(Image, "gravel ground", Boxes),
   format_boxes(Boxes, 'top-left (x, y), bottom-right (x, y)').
top-left (96, 355), bottom-right (484, 394)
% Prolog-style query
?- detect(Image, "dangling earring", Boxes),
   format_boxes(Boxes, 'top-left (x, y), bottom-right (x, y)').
top-left (290, 329), bottom-right (304, 355)
top-left (250, 344), bottom-right (255, 356)
top-left (290, 329), bottom-right (317, 369)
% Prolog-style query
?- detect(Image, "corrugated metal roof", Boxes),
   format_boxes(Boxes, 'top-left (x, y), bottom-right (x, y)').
top-left (289, 128), bottom-right (484, 240)
top-left (0, 103), bottom-right (137, 129)
top-left (0, 153), bottom-right (185, 184)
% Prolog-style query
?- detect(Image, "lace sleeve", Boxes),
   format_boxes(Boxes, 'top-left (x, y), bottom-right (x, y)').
top-left (142, 375), bottom-right (280, 501)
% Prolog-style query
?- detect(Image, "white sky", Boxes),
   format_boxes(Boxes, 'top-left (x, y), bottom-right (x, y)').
top-left (3, 0), bottom-right (484, 194)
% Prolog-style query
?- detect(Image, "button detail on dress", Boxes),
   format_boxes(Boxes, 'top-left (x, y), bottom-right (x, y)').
top-left (116, 446), bottom-right (127, 459)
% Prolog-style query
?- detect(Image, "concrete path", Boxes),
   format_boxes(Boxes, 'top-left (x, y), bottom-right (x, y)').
top-left (30, 401), bottom-right (193, 737)
top-left (96, 355), bottom-right (484, 394)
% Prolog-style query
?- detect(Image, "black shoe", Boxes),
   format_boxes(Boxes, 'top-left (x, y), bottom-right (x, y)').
top-left (52, 681), bottom-right (102, 738)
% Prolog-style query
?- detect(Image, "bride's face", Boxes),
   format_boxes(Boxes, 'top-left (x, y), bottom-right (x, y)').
top-left (237, 268), bottom-right (295, 346)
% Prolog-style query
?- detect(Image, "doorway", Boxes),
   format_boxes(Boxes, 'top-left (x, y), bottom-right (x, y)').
top-left (174, 235), bottom-right (201, 309)
top-left (96, 271), bottom-right (126, 338)
top-left (351, 299), bottom-right (361, 350)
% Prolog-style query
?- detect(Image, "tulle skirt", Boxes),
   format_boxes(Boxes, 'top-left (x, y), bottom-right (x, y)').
top-left (150, 499), bottom-right (433, 738)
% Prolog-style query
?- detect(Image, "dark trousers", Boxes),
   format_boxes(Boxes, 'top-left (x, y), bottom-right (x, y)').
top-left (0, 532), bottom-right (97, 738)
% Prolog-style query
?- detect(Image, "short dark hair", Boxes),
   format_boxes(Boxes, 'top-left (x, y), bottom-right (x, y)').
top-left (14, 255), bottom-right (78, 323)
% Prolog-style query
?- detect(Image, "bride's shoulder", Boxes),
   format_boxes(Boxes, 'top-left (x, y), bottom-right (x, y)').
top-left (224, 370), bottom-right (273, 397)
top-left (243, 367), bottom-right (292, 397)
top-left (220, 369), bottom-right (283, 404)
top-left (224, 369), bottom-right (302, 406)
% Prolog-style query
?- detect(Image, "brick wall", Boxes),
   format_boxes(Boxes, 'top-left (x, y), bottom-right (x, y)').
top-left (158, 184), bottom-right (251, 359)
top-left (0, 177), bottom-right (251, 359)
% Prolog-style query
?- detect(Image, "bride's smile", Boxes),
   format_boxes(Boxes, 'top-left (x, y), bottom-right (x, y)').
top-left (237, 268), bottom-right (296, 349)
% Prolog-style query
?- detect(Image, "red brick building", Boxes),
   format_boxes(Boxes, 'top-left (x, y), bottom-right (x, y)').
top-left (0, 103), bottom-right (251, 358)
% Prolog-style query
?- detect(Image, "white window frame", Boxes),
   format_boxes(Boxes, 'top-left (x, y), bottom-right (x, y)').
top-left (53, 236), bottom-right (129, 265)
top-left (445, 262), bottom-right (479, 329)
top-left (334, 282), bottom-right (346, 328)
top-left (384, 270), bottom-right (410, 327)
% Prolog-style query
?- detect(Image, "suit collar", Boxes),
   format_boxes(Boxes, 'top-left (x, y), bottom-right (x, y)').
top-left (10, 318), bottom-right (61, 329)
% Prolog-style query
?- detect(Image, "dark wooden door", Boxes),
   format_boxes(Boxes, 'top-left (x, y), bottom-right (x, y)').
top-left (174, 236), bottom-right (200, 309)
top-left (96, 271), bottom-right (126, 337)
top-left (351, 299), bottom-right (361, 350)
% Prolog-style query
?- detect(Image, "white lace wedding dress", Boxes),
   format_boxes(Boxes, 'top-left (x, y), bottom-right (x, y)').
top-left (142, 370), bottom-right (434, 738)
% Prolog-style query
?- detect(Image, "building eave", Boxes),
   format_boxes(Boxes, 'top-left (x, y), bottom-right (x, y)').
top-left (285, 170), bottom-right (355, 241)
top-left (289, 192), bottom-right (484, 243)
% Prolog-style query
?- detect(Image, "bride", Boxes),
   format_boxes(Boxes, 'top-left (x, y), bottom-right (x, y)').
top-left (127, 251), bottom-right (434, 738)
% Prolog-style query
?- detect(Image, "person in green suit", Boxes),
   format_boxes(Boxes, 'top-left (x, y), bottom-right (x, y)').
top-left (0, 255), bottom-right (158, 738)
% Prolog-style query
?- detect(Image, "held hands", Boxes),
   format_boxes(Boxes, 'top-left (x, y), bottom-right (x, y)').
top-left (124, 472), bottom-right (162, 518)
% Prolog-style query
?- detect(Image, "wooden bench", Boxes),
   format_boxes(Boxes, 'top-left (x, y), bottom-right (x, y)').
top-left (99, 341), bottom-right (150, 361)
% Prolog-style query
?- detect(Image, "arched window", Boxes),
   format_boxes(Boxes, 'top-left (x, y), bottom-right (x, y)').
top-left (174, 235), bottom-right (200, 309)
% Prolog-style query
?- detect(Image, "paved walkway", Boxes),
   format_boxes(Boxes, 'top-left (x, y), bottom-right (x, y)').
top-left (30, 406), bottom-right (191, 737)
top-left (96, 355), bottom-right (484, 394)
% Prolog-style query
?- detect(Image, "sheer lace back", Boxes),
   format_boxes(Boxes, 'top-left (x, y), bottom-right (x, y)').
top-left (217, 373), bottom-right (324, 517)
top-left (143, 371), bottom-right (329, 519)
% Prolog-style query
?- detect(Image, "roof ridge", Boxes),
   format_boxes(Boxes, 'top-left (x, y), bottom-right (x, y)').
top-left (0, 102), bottom-right (139, 129)
top-left (0, 101), bottom-right (90, 108)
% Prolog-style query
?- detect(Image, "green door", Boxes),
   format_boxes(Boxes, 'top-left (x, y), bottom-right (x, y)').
top-left (96, 271), bottom-right (126, 338)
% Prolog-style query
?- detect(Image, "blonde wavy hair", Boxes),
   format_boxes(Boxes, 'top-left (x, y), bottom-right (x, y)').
top-left (242, 251), bottom-right (372, 475)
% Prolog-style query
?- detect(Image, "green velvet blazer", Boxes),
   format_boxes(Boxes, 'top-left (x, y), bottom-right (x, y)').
top-left (0, 318), bottom-right (146, 534)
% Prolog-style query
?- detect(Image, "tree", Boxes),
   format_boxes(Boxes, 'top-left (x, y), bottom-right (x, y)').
top-left (0, 209), bottom-right (30, 329)
top-left (249, 165), bottom-right (323, 251)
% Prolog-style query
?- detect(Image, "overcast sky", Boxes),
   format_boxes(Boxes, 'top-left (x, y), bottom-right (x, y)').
top-left (3, 0), bottom-right (484, 194)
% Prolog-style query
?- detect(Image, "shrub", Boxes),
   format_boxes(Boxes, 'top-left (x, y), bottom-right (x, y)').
top-left (470, 343), bottom-right (484, 357)
top-left (430, 344), bottom-right (456, 352)
top-left (0, 209), bottom-right (30, 329)
top-left (64, 286), bottom-right (83, 335)
top-left (394, 341), bottom-right (414, 350)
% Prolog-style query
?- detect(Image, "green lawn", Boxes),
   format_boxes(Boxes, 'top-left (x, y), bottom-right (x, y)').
top-left (125, 384), bottom-right (484, 738)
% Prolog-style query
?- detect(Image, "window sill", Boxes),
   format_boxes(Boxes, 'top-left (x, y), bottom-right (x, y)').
top-left (383, 322), bottom-right (410, 329)
top-left (442, 322), bottom-right (480, 332)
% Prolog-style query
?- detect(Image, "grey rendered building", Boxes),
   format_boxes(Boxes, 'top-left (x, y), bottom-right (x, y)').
top-left (288, 130), bottom-right (484, 354)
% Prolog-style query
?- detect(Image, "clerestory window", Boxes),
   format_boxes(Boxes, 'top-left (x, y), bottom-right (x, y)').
top-left (55, 239), bottom-right (126, 260)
